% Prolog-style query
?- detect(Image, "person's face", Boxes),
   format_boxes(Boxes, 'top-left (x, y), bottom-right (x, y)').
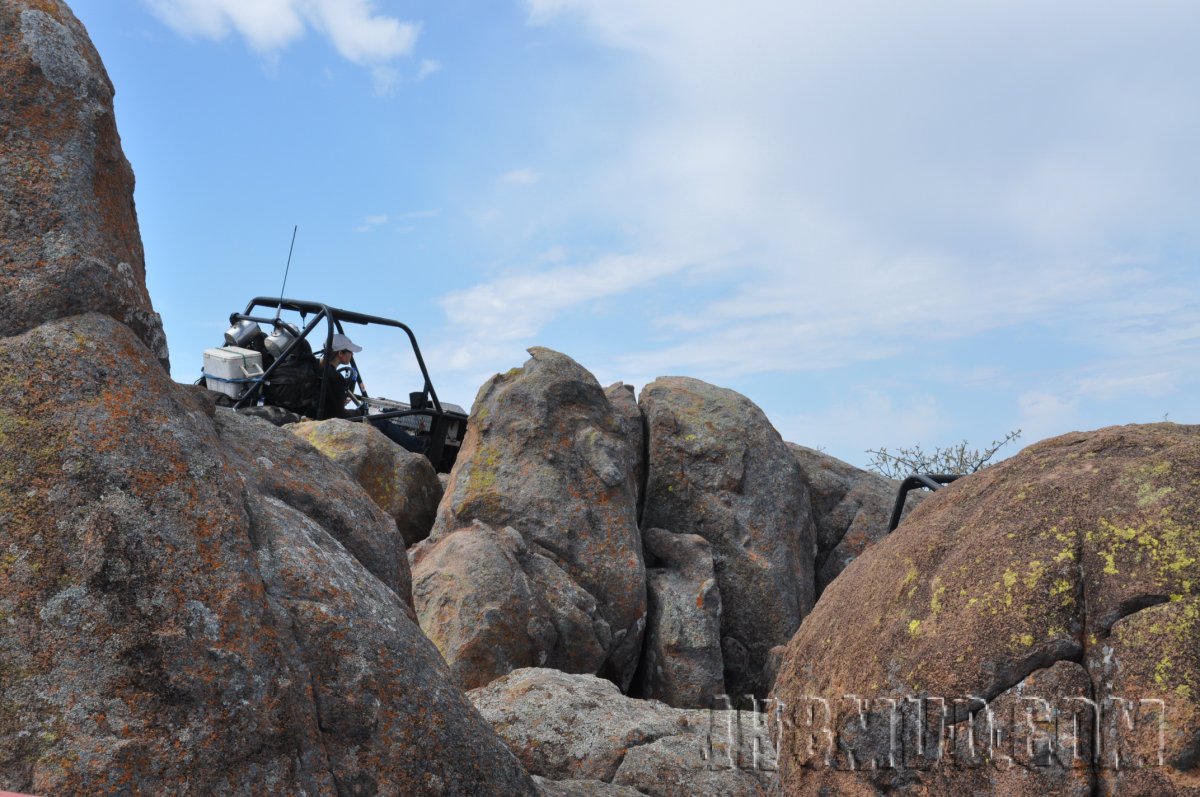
top-left (337, 349), bottom-right (354, 365)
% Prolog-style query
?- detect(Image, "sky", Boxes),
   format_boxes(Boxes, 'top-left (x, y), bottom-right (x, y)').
top-left (67, 0), bottom-right (1200, 469)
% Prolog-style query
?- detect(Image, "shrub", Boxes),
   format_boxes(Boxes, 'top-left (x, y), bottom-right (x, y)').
top-left (865, 429), bottom-right (1022, 480)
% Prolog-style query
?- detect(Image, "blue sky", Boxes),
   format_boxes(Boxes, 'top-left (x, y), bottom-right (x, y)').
top-left (69, 0), bottom-right (1199, 468)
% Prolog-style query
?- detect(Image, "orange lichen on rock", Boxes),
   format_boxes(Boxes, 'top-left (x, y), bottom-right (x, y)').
top-left (0, 0), bottom-right (167, 367)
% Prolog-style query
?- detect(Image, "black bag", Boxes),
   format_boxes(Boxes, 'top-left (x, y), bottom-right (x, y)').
top-left (262, 339), bottom-right (318, 415)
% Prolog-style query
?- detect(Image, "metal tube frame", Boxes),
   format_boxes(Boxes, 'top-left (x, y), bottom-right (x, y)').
top-left (886, 473), bottom-right (962, 533)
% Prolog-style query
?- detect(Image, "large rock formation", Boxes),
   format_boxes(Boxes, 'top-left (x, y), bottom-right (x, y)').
top-left (0, 4), bottom-right (536, 791)
top-left (291, 418), bottom-right (442, 547)
top-left (0, 315), bottom-right (537, 795)
top-left (0, 0), bottom-right (167, 369)
top-left (420, 348), bottom-right (646, 689)
top-left (640, 377), bottom-right (815, 698)
top-left (774, 423), bottom-right (1200, 796)
top-left (470, 668), bottom-right (777, 797)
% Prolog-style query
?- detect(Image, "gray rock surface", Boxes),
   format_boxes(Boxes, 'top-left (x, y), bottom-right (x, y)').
top-left (534, 775), bottom-right (647, 797)
top-left (788, 443), bottom-right (921, 593)
top-left (0, 6), bottom-right (536, 788)
top-left (218, 410), bottom-right (412, 602)
top-left (633, 528), bottom-right (725, 709)
top-left (411, 521), bottom-right (609, 689)
top-left (0, 314), bottom-right (537, 795)
top-left (0, 0), bottom-right (167, 368)
top-left (640, 377), bottom-right (815, 698)
top-left (470, 668), bottom-right (690, 782)
top-left (427, 348), bottom-right (646, 689)
top-left (470, 668), bottom-right (777, 797)
top-left (613, 734), bottom-right (775, 797)
top-left (605, 382), bottom-right (646, 513)
top-left (291, 417), bottom-right (443, 547)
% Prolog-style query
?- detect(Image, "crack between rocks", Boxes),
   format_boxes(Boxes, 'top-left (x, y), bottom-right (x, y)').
top-left (1073, 530), bottom-right (1179, 797)
top-left (1076, 526), bottom-right (1104, 797)
top-left (1083, 594), bottom-right (1173, 797)
top-left (636, 403), bottom-right (650, 529)
top-left (1077, 527), bottom-right (1089, 665)
top-left (1096, 594), bottom-right (1172, 640)
top-left (975, 642), bottom-right (1086, 708)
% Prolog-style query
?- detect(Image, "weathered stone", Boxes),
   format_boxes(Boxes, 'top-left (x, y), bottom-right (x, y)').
top-left (982, 661), bottom-right (1095, 796)
top-left (0, 0), bottom-right (167, 368)
top-left (469, 668), bottom-right (690, 782)
top-left (633, 527), bottom-right (725, 709)
top-left (291, 417), bottom-right (442, 547)
top-left (1099, 596), bottom-right (1200, 796)
top-left (430, 349), bottom-right (646, 688)
top-left (0, 313), bottom-right (536, 796)
top-left (232, 403), bottom-right (300, 426)
top-left (217, 411), bottom-right (411, 603)
top-left (761, 645), bottom-right (787, 694)
top-left (0, 4), bottom-right (538, 791)
top-left (410, 521), bottom-right (589, 690)
top-left (788, 443), bottom-right (921, 593)
top-left (605, 382), bottom-right (645, 512)
top-left (640, 377), bottom-right (815, 698)
top-left (613, 734), bottom-right (775, 797)
top-left (533, 775), bottom-right (646, 797)
top-left (470, 668), bottom-right (778, 796)
top-left (774, 423), bottom-right (1200, 796)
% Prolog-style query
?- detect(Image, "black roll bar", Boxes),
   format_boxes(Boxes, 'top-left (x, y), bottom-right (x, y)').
top-left (229, 308), bottom-right (328, 410)
top-left (229, 297), bottom-right (447, 417)
top-left (886, 473), bottom-right (962, 533)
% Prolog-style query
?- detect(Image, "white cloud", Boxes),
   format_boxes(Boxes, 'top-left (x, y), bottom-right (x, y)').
top-left (416, 58), bottom-right (442, 81)
top-left (397, 0), bottom-right (1200, 462)
top-left (142, 0), bottom-right (418, 69)
top-left (305, 0), bottom-right (417, 64)
top-left (370, 65), bottom-right (401, 95)
top-left (142, 0), bottom-right (303, 51)
top-left (354, 213), bottom-right (388, 233)
top-left (437, 254), bottom-right (684, 369)
top-left (777, 390), bottom-right (945, 466)
top-left (1016, 390), bottom-right (1081, 446)
top-left (452, 0), bottom-right (1200, 390)
top-left (1076, 372), bottom-right (1178, 401)
top-left (1011, 356), bottom-right (1189, 445)
top-left (501, 168), bottom-right (541, 186)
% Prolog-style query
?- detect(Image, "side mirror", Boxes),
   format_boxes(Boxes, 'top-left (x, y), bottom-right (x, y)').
top-left (409, 391), bottom-right (427, 410)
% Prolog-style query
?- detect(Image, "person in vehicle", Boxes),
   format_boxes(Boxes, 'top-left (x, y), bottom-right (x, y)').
top-left (317, 332), bottom-right (428, 455)
top-left (316, 332), bottom-right (362, 420)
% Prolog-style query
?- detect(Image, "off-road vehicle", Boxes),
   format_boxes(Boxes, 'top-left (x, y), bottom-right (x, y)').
top-left (201, 297), bottom-right (468, 473)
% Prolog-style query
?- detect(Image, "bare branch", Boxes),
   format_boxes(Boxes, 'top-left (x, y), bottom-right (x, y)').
top-left (866, 429), bottom-right (1022, 479)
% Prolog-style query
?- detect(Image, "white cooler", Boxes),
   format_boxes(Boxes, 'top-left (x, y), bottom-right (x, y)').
top-left (203, 346), bottom-right (264, 399)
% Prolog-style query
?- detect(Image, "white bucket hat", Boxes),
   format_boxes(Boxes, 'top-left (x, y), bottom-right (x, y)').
top-left (330, 332), bottom-right (362, 353)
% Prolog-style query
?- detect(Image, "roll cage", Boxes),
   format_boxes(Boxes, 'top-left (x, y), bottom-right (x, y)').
top-left (228, 296), bottom-right (467, 472)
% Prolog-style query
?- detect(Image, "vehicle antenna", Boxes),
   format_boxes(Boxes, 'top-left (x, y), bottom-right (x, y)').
top-left (275, 225), bottom-right (298, 324)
